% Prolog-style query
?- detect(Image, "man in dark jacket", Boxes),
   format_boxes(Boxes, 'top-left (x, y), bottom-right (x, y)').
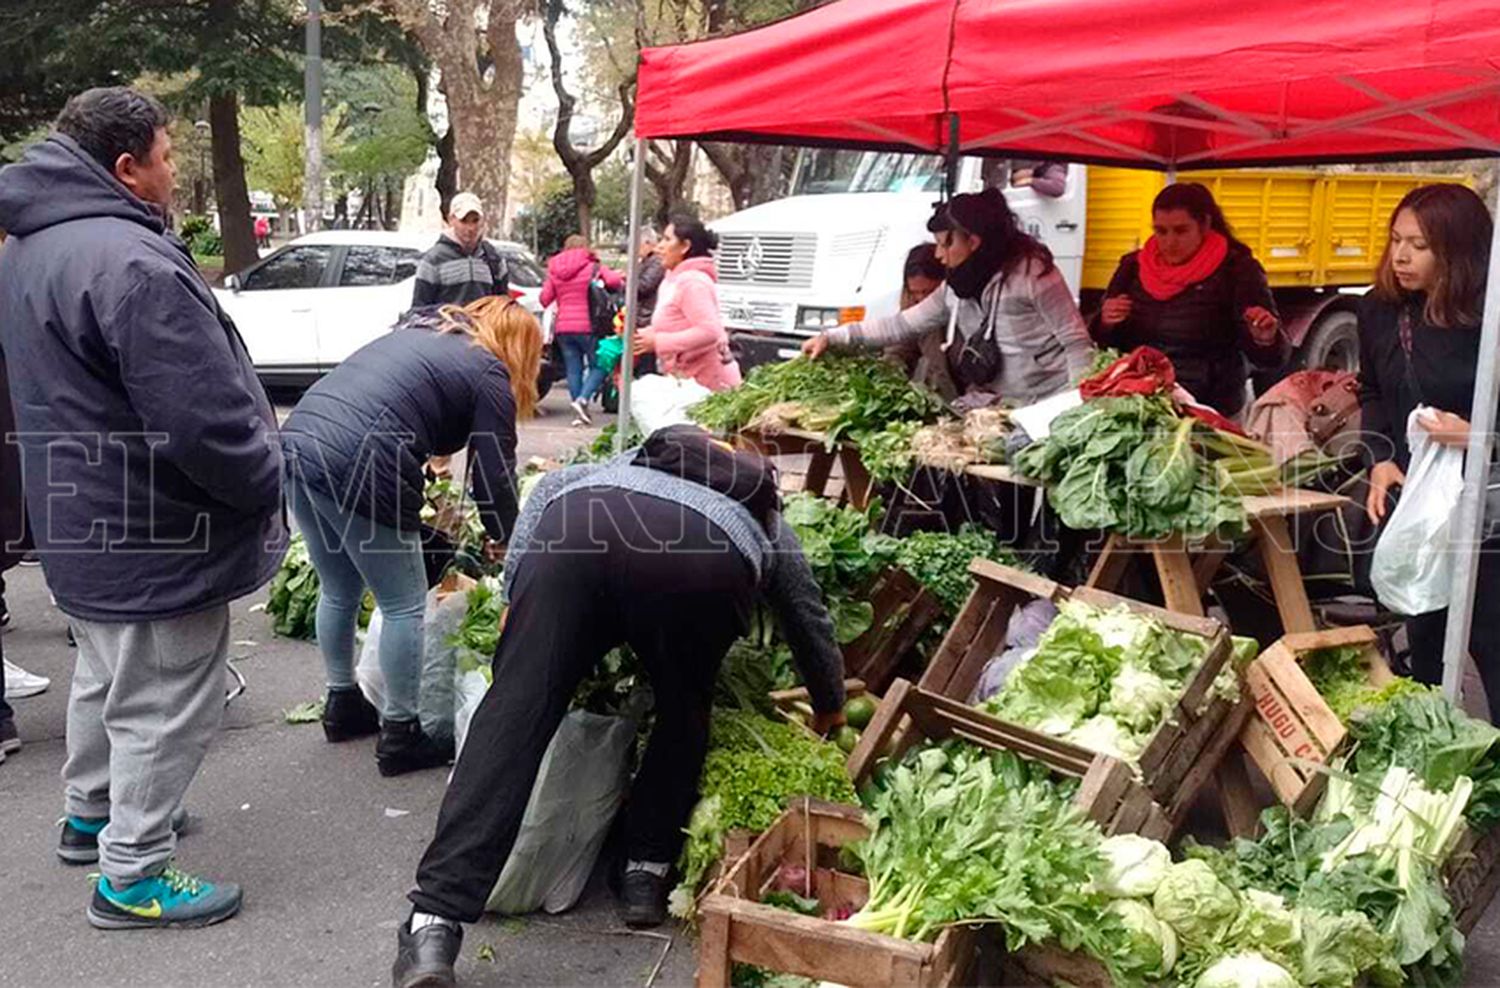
top-left (0, 87), bottom-right (286, 930)
top-left (412, 192), bottom-right (509, 307)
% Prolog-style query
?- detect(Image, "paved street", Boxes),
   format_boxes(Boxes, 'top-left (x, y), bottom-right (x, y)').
top-left (5, 389), bottom-right (1500, 986)
top-left (0, 391), bottom-right (697, 988)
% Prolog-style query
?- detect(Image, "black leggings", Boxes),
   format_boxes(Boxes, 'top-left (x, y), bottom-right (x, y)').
top-left (410, 488), bottom-right (755, 921)
top-left (1405, 541), bottom-right (1500, 723)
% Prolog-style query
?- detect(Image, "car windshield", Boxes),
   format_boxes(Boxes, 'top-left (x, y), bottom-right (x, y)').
top-left (791, 150), bottom-right (945, 195)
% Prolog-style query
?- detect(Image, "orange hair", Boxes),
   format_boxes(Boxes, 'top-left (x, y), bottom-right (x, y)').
top-left (437, 297), bottom-right (542, 419)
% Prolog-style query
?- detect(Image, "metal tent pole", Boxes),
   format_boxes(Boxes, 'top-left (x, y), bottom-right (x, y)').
top-left (615, 137), bottom-right (647, 453)
top-left (1440, 174), bottom-right (1500, 700)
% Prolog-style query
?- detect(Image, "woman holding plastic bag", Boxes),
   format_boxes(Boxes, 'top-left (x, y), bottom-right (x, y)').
top-left (280, 297), bottom-right (540, 774)
top-left (390, 427), bottom-right (845, 988)
top-left (1361, 184), bottom-right (1500, 717)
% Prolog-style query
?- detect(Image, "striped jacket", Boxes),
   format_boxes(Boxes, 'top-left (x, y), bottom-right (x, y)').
top-left (412, 235), bottom-right (509, 307)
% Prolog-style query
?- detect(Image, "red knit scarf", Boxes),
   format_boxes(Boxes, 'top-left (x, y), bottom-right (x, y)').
top-left (1138, 229), bottom-right (1230, 301)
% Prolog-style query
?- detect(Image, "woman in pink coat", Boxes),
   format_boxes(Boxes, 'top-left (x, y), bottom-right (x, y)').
top-left (541, 234), bottom-right (624, 424)
top-left (633, 215), bottom-right (742, 392)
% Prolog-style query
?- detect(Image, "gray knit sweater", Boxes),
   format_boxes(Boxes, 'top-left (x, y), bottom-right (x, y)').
top-left (505, 457), bottom-right (846, 714)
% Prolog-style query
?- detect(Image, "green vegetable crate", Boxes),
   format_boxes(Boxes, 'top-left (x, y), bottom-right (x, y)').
top-left (1238, 625), bottom-right (1394, 813)
top-left (912, 560), bottom-right (1249, 837)
top-left (848, 679), bottom-right (1177, 842)
top-left (841, 568), bottom-right (945, 693)
top-left (696, 798), bottom-right (980, 988)
top-left (1240, 625), bottom-right (1500, 934)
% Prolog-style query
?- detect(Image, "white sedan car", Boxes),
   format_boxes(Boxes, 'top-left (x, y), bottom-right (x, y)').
top-left (215, 230), bottom-right (552, 390)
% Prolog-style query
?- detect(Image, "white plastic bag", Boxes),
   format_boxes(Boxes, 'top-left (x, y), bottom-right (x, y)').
top-left (1371, 407), bottom-right (1466, 615)
top-left (629, 373), bottom-right (712, 436)
top-left (355, 588), bottom-right (471, 739)
top-left (485, 710), bottom-right (637, 915)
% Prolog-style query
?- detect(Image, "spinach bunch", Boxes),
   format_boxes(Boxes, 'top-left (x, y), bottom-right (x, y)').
top-left (266, 534), bottom-right (320, 640)
top-left (1013, 395), bottom-right (1246, 540)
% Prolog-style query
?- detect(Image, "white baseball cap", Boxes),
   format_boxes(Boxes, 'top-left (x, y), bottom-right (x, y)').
top-left (449, 192), bottom-right (484, 219)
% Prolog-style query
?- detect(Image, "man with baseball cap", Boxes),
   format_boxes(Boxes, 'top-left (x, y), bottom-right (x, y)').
top-left (412, 191), bottom-right (509, 307)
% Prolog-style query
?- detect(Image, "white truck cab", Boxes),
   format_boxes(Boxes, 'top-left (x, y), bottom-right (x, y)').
top-left (711, 150), bottom-right (1087, 368)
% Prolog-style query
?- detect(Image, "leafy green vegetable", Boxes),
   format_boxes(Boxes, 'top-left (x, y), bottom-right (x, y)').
top-left (887, 525), bottom-right (1019, 614)
top-left (448, 577), bottom-right (504, 667)
top-left (847, 741), bottom-right (1129, 974)
top-left (1348, 690), bottom-right (1500, 829)
top-left (762, 890), bottom-right (821, 916)
top-left (266, 534), bottom-right (320, 640)
top-left (669, 710), bottom-right (856, 920)
top-left (1194, 953), bottom-right (1299, 988)
top-left (1153, 859), bottom-right (1240, 949)
top-left (1013, 394), bottom-right (1247, 540)
top-left (1110, 898), bottom-right (1179, 980)
top-left (282, 699), bottom-right (325, 724)
top-left (979, 600), bottom-right (1210, 762)
top-left (1093, 834), bottom-right (1172, 899)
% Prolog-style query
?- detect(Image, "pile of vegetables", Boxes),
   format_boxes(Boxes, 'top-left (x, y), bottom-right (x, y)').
top-left (689, 355), bottom-right (949, 483)
top-left (1013, 395), bottom-right (1254, 541)
top-left (669, 709), bottom-right (857, 919)
top-left (977, 599), bottom-right (1236, 762)
top-left (1301, 645), bottom-right (1427, 723)
top-left (448, 576), bottom-right (504, 681)
top-left (265, 534), bottom-right (320, 639)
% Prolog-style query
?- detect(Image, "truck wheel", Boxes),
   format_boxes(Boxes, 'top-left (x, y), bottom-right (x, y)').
top-left (1299, 310), bottom-right (1360, 374)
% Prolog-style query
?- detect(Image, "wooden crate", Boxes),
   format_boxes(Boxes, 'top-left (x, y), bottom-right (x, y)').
top-left (999, 942), bottom-right (1112, 988)
top-left (1238, 625), bottom-right (1394, 812)
top-left (847, 678), bottom-right (1208, 842)
top-left (434, 571), bottom-right (477, 603)
top-left (1446, 824), bottom-right (1500, 934)
top-left (843, 568), bottom-right (944, 693)
top-left (696, 799), bottom-right (978, 988)
top-left (915, 559), bottom-right (1247, 831)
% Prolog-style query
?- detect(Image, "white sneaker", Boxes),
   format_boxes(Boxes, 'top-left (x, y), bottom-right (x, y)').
top-left (4, 659), bottom-right (50, 699)
top-left (570, 399), bottom-right (593, 426)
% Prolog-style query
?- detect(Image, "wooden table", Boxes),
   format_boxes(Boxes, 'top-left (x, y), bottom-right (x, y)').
top-left (734, 427), bottom-right (875, 511)
top-left (963, 465), bottom-right (1348, 635)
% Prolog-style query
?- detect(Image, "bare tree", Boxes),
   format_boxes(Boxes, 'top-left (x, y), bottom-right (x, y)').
top-left (379, 0), bottom-right (529, 221)
top-left (643, 139), bottom-right (693, 227)
top-left (542, 0), bottom-right (634, 237)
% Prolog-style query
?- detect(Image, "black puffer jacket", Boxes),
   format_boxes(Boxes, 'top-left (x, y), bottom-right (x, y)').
top-left (1092, 244), bottom-right (1283, 416)
top-left (0, 135), bottom-right (286, 621)
top-left (279, 319), bottom-right (519, 541)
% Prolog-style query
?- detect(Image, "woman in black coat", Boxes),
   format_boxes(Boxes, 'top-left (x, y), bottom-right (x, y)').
top-left (1093, 182), bottom-right (1283, 418)
top-left (1358, 184), bottom-right (1500, 719)
top-left (280, 297), bottom-right (541, 774)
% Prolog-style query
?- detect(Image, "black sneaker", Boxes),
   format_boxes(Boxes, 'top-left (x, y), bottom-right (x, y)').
top-left (0, 718), bottom-right (18, 755)
top-left (58, 806), bottom-right (191, 865)
top-left (376, 719), bottom-right (455, 778)
top-left (393, 917), bottom-right (462, 988)
top-left (619, 869), bottom-right (670, 929)
top-left (322, 686), bottom-right (381, 743)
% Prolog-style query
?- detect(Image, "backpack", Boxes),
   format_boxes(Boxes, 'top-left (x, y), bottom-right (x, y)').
top-left (631, 425), bottom-right (782, 533)
top-left (587, 263), bottom-right (619, 338)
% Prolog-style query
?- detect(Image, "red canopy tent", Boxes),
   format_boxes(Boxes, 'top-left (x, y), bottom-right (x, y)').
top-left (618, 0), bottom-right (1500, 696)
top-left (636, 0), bottom-right (1500, 168)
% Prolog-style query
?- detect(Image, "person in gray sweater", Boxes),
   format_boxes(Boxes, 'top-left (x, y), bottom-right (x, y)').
top-left (392, 434), bottom-right (846, 988)
top-left (804, 187), bottom-right (1093, 406)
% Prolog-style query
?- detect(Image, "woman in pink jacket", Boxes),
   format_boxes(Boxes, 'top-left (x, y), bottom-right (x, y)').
top-left (633, 215), bottom-right (742, 392)
top-left (541, 234), bottom-right (624, 424)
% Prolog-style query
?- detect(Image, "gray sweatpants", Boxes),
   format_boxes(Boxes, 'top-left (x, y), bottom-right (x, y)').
top-left (63, 605), bottom-right (231, 885)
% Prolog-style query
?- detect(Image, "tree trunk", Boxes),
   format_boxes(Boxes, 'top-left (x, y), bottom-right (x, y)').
top-left (573, 168), bottom-right (595, 241)
top-left (645, 140), bottom-right (693, 227)
top-left (435, 124), bottom-right (458, 216)
top-left (384, 177), bottom-right (399, 230)
top-left (209, 92), bottom-right (258, 277)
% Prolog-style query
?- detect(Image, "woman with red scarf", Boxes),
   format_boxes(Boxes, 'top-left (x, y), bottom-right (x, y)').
top-left (1092, 183), bottom-right (1283, 418)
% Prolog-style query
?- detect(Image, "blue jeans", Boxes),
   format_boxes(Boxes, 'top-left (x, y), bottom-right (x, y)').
top-left (556, 333), bottom-right (594, 401)
top-left (288, 480), bottom-right (427, 721)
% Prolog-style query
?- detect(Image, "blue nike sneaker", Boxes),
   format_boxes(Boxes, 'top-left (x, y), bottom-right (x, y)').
top-left (87, 865), bottom-right (242, 930)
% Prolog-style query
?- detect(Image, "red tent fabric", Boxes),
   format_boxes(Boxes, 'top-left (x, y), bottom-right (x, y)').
top-left (636, 0), bottom-right (1500, 169)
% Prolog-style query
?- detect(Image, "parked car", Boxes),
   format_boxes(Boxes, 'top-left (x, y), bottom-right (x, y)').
top-left (215, 230), bottom-right (556, 394)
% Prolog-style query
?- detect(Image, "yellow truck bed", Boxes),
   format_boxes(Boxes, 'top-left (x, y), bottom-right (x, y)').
top-left (1081, 167), bottom-right (1470, 292)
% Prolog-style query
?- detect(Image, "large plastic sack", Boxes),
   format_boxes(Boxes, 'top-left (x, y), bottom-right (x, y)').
top-left (485, 710), bottom-right (636, 915)
top-left (355, 588), bottom-right (471, 740)
top-left (1371, 407), bottom-right (1466, 616)
top-left (629, 374), bottom-right (712, 437)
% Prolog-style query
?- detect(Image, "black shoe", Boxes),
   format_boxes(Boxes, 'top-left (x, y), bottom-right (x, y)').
top-left (66, 625), bottom-right (76, 648)
top-left (393, 917), bottom-right (462, 988)
top-left (58, 806), bottom-right (191, 865)
top-left (376, 719), bottom-right (455, 778)
top-left (0, 718), bottom-right (18, 755)
top-left (322, 686), bottom-right (381, 743)
top-left (619, 869), bottom-right (670, 929)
